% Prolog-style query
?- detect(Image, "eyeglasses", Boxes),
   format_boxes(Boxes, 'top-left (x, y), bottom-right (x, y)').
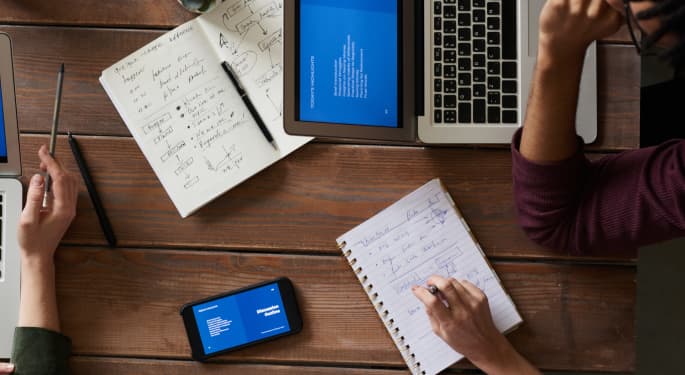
top-left (623, 0), bottom-right (647, 55)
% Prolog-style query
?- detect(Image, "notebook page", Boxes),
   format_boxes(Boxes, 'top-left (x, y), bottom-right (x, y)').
top-left (100, 3), bottom-right (309, 218)
top-left (196, 0), bottom-right (311, 154)
top-left (337, 179), bottom-right (522, 375)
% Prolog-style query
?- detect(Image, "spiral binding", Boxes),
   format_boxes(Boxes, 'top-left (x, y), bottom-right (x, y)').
top-left (338, 240), bottom-right (422, 374)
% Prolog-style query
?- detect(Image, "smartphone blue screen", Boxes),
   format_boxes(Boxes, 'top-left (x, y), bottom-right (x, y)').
top-left (0, 79), bottom-right (9, 162)
top-left (298, 0), bottom-right (399, 128)
top-left (192, 283), bottom-right (291, 355)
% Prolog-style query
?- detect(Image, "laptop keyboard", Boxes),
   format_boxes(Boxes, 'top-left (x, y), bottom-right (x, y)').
top-left (433, 0), bottom-right (518, 125)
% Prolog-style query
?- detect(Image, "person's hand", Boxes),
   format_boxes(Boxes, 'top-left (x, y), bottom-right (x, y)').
top-left (0, 363), bottom-right (14, 374)
top-left (18, 145), bottom-right (78, 263)
top-left (539, 0), bottom-right (623, 61)
top-left (604, 0), bottom-right (678, 49)
top-left (413, 276), bottom-right (540, 375)
top-left (412, 276), bottom-right (508, 363)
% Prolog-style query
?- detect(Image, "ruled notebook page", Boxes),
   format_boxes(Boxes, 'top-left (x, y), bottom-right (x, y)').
top-left (337, 179), bottom-right (522, 375)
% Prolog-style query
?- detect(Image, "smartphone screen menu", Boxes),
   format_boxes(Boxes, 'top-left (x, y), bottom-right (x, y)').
top-left (192, 282), bottom-right (291, 354)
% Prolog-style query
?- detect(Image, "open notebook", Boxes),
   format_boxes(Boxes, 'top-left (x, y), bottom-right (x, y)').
top-left (337, 179), bottom-right (522, 375)
top-left (100, 0), bottom-right (311, 217)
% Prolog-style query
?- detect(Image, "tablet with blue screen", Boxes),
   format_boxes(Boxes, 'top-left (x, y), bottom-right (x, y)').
top-left (298, 0), bottom-right (399, 128)
top-left (284, 0), bottom-right (417, 141)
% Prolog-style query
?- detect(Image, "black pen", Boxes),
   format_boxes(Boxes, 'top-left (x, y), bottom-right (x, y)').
top-left (42, 63), bottom-right (65, 209)
top-left (221, 61), bottom-right (278, 150)
top-left (68, 132), bottom-right (117, 247)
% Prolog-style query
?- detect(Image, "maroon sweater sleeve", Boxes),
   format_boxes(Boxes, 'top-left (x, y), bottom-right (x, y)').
top-left (511, 129), bottom-right (685, 255)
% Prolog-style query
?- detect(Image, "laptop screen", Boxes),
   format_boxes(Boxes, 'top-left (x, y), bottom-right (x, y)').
top-left (298, 0), bottom-right (400, 128)
top-left (0, 79), bottom-right (8, 163)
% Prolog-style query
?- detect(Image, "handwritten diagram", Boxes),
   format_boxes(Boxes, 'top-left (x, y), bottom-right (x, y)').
top-left (219, 1), bottom-right (282, 49)
top-left (218, 0), bottom-right (283, 83)
top-left (100, 0), bottom-right (309, 217)
top-left (205, 0), bottom-right (285, 129)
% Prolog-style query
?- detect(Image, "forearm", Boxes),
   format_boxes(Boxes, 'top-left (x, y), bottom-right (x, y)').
top-left (520, 44), bottom-right (586, 163)
top-left (489, 350), bottom-right (540, 375)
top-left (472, 336), bottom-right (540, 375)
top-left (485, 354), bottom-right (540, 375)
top-left (18, 256), bottom-right (61, 332)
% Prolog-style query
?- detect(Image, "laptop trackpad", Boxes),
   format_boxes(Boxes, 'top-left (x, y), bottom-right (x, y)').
top-left (528, 0), bottom-right (546, 58)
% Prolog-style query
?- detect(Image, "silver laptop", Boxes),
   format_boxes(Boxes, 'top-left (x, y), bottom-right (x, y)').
top-left (418, 0), bottom-right (597, 143)
top-left (284, 0), bottom-right (596, 144)
top-left (0, 32), bottom-right (24, 358)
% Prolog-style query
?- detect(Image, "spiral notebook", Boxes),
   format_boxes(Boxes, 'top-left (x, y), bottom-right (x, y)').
top-left (337, 179), bottom-right (523, 375)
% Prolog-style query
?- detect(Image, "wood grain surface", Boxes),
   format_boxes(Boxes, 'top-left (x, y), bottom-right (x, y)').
top-left (0, 0), bottom-right (194, 28)
top-left (1, 2), bottom-right (642, 373)
top-left (71, 357), bottom-right (409, 375)
top-left (19, 134), bottom-right (636, 260)
top-left (0, 25), bottom-right (639, 150)
top-left (0, 0), bottom-right (635, 40)
top-left (57, 247), bottom-right (635, 372)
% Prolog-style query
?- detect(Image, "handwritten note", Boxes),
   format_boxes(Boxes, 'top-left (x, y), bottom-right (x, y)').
top-left (200, 0), bottom-right (285, 124)
top-left (337, 179), bottom-right (522, 375)
top-left (100, 0), bottom-right (310, 217)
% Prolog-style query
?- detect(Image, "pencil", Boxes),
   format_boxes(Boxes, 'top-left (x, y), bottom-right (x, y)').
top-left (68, 132), bottom-right (117, 247)
top-left (42, 63), bottom-right (65, 209)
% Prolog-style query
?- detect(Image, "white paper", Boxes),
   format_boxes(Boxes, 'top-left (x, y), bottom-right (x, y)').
top-left (338, 179), bottom-right (522, 375)
top-left (100, 0), bottom-right (310, 217)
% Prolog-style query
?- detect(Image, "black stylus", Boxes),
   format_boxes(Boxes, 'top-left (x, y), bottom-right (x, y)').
top-left (221, 61), bottom-right (278, 150)
top-left (68, 132), bottom-right (117, 247)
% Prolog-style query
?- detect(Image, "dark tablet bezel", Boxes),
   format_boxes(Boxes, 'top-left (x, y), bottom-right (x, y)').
top-left (284, 0), bottom-right (416, 142)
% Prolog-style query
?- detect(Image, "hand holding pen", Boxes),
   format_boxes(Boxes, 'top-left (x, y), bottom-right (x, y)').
top-left (412, 276), bottom-right (540, 374)
top-left (42, 63), bottom-right (65, 209)
top-left (19, 146), bottom-right (78, 259)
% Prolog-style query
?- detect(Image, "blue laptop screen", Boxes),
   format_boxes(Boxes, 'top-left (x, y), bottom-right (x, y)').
top-left (0, 79), bottom-right (8, 162)
top-left (298, 0), bottom-right (399, 128)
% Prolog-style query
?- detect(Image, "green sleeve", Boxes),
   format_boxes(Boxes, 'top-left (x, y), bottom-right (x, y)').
top-left (11, 327), bottom-right (71, 375)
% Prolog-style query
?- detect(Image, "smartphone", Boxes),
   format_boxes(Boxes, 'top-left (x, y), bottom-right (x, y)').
top-left (180, 277), bottom-right (303, 361)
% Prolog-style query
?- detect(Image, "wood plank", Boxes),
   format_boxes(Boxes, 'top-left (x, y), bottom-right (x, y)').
top-left (71, 357), bottom-right (408, 375)
top-left (73, 359), bottom-right (623, 375)
top-left (56, 247), bottom-right (635, 372)
top-left (600, 25), bottom-right (635, 45)
top-left (0, 25), bottom-right (639, 150)
top-left (0, 0), bottom-right (635, 44)
top-left (595, 45), bottom-right (641, 150)
top-left (0, 26), bottom-right (160, 137)
top-left (20, 135), bottom-right (636, 260)
top-left (0, 0), bottom-right (194, 28)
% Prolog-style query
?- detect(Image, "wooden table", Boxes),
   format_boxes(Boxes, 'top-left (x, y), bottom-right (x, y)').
top-left (0, 1), bottom-right (640, 373)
